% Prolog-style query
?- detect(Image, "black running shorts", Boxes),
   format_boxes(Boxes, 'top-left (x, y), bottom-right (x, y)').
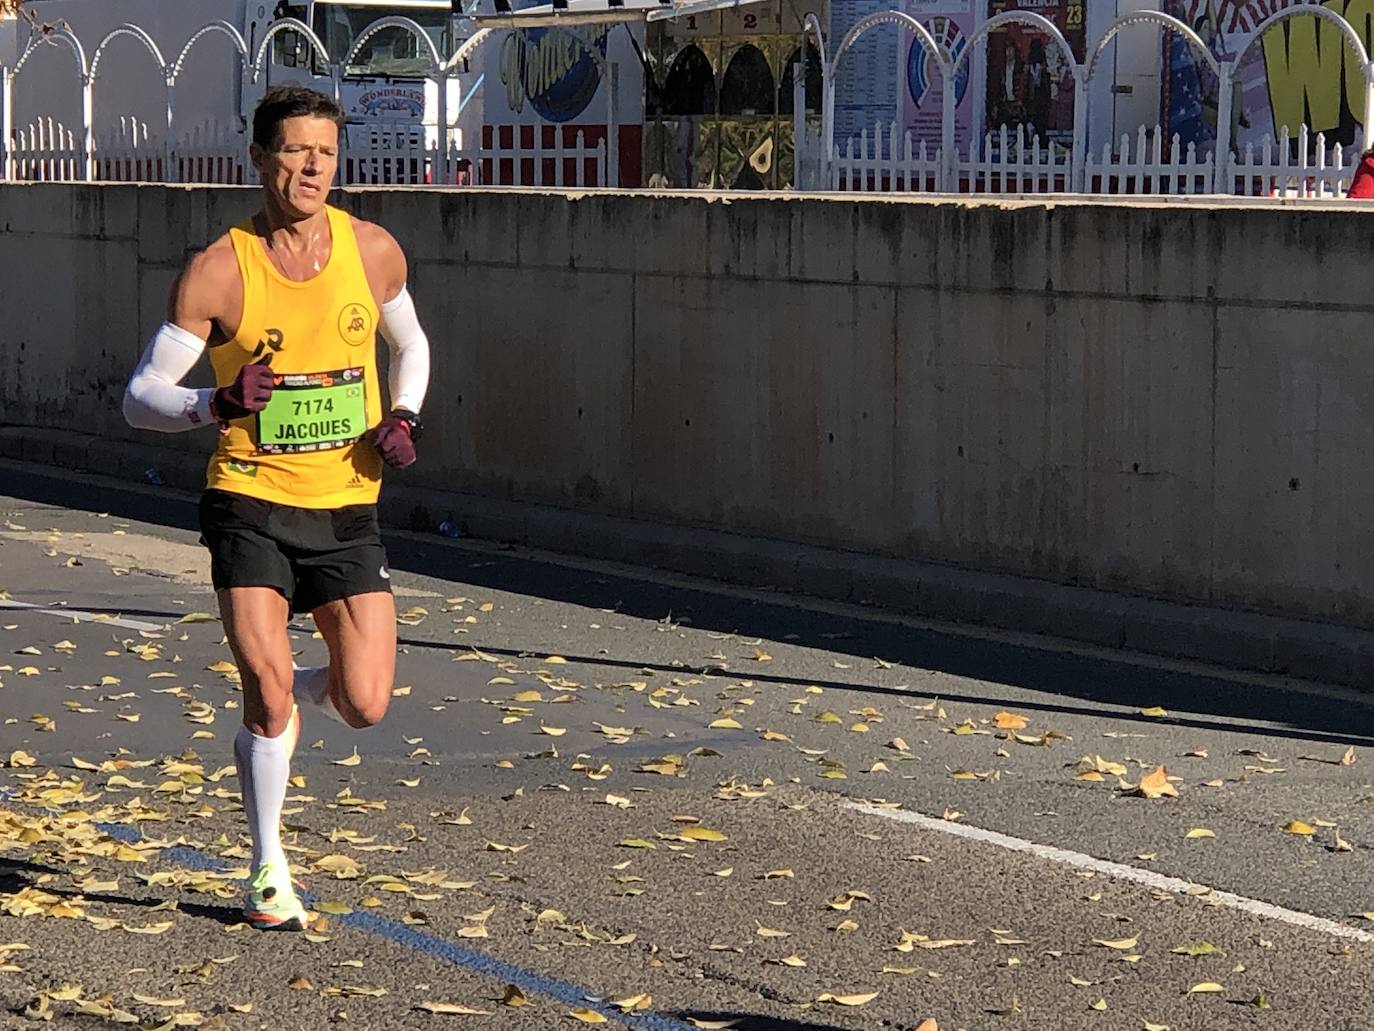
top-left (198, 489), bottom-right (392, 613)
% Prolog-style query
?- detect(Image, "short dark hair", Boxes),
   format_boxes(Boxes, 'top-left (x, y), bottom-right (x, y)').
top-left (252, 85), bottom-right (345, 150)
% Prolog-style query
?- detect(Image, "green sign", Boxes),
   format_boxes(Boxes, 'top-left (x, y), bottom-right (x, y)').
top-left (256, 368), bottom-right (367, 455)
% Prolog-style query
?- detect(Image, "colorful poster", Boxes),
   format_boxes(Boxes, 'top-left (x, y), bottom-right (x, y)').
top-left (983, 0), bottom-right (1086, 149)
top-left (831, 0), bottom-right (899, 141)
top-left (899, 0), bottom-right (976, 151)
top-left (1163, 0), bottom-right (1373, 152)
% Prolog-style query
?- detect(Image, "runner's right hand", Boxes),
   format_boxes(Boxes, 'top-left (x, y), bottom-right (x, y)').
top-left (212, 361), bottom-right (276, 421)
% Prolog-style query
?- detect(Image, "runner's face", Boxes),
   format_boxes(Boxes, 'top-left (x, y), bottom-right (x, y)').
top-left (258, 115), bottom-right (338, 216)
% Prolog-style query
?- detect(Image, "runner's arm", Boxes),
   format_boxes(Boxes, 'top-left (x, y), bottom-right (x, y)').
top-left (122, 323), bottom-right (216, 431)
top-left (123, 242), bottom-right (243, 432)
top-left (379, 285), bottom-right (430, 414)
top-left (365, 224), bottom-right (430, 414)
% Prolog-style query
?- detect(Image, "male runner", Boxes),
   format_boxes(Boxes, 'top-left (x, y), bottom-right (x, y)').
top-left (122, 85), bottom-right (432, 930)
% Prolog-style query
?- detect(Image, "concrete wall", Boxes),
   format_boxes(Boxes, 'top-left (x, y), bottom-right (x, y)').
top-left (2, 184), bottom-right (1374, 633)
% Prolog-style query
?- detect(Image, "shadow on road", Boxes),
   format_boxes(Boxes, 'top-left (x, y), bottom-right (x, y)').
top-left (6, 462), bottom-right (1372, 750)
top-left (668, 1013), bottom-right (875, 1031)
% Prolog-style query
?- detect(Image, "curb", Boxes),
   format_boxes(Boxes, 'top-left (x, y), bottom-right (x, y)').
top-left (2, 423), bottom-right (1370, 690)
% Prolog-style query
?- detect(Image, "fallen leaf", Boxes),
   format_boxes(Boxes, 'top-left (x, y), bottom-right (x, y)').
top-left (416, 1001), bottom-right (494, 1015)
top-left (817, 991), bottom-right (879, 1006)
top-left (502, 984), bottom-right (528, 1007)
top-left (1171, 941), bottom-right (1216, 957)
top-left (678, 827), bottom-right (727, 843)
top-left (1140, 706), bottom-right (1169, 717)
top-left (1131, 766), bottom-right (1179, 800)
top-left (1186, 982), bottom-right (1225, 995)
top-left (569, 1007), bottom-right (608, 1023)
top-left (993, 711), bottom-right (1028, 730)
top-left (333, 748), bottom-right (362, 767)
top-left (1185, 828), bottom-right (1215, 839)
top-left (1093, 936), bottom-right (1139, 950)
top-left (1282, 820), bottom-right (1316, 836)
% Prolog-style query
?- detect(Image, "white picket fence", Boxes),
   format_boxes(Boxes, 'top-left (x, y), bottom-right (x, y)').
top-left (345, 123), bottom-right (607, 188)
top-left (6, 118), bottom-right (610, 188)
top-left (823, 121), bottom-right (1361, 198)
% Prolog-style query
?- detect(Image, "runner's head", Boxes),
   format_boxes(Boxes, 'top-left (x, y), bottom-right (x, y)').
top-left (251, 85), bottom-right (344, 219)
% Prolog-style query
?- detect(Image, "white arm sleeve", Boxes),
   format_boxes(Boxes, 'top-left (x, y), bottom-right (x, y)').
top-left (122, 322), bottom-right (217, 432)
top-left (379, 286), bottom-right (430, 414)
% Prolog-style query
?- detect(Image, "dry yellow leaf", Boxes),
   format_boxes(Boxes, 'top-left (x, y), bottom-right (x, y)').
top-left (1132, 766), bottom-right (1179, 799)
top-left (1140, 706), bottom-right (1169, 717)
top-left (1093, 936), bottom-right (1139, 950)
top-left (333, 748), bottom-right (362, 767)
top-left (1340, 746), bottom-right (1357, 767)
top-left (1283, 820), bottom-right (1316, 836)
top-left (755, 924), bottom-right (790, 938)
top-left (1185, 828), bottom-right (1215, 839)
top-left (817, 991), bottom-right (879, 1006)
top-left (502, 984), bottom-right (528, 1007)
top-left (679, 827), bottom-right (727, 843)
top-left (540, 725), bottom-right (567, 737)
top-left (569, 1007), bottom-right (608, 1023)
top-left (993, 711), bottom-right (1028, 730)
top-left (1186, 982), bottom-right (1224, 994)
top-left (709, 718), bottom-right (743, 730)
top-left (417, 1001), bottom-right (494, 1015)
top-left (779, 955), bottom-right (807, 967)
top-left (915, 1021), bottom-right (939, 1031)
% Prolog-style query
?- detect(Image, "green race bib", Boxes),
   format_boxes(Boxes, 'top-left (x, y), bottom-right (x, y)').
top-left (256, 368), bottom-right (367, 455)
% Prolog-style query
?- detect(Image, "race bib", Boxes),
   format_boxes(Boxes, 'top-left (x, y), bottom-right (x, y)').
top-left (256, 368), bottom-right (367, 455)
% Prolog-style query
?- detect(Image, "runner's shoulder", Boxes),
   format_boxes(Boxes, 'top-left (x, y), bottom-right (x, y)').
top-left (351, 217), bottom-right (406, 266)
top-left (169, 234), bottom-right (241, 325)
top-left (182, 234), bottom-right (241, 294)
top-left (350, 216), bottom-right (407, 300)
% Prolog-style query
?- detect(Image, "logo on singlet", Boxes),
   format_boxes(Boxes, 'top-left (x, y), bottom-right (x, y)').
top-left (339, 303), bottom-right (372, 347)
top-left (252, 328), bottom-right (285, 362)
top-left (227, 459), bottom-right (258, 478)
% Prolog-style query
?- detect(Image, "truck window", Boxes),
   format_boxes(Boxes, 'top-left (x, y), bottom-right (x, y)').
top-left (311, 5), bottom-right (452, 77)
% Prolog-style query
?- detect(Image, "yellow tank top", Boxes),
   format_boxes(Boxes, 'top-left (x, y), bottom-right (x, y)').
top-left (206, 206), bottom-right (383, 509)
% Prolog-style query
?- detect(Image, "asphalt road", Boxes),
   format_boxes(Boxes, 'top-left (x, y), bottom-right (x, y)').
top-left (0, 459), bottom-right (1372, 1030)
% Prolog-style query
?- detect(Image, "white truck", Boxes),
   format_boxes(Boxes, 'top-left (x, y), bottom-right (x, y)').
top-left (1, 0), bottom-right (478, 150)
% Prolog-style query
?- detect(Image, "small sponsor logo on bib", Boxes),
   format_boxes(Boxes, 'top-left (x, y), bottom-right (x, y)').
top-left (339, 303), bottom-right (372, 347)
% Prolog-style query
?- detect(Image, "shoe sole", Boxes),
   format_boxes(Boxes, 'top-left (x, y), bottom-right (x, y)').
top-left (245, 908), bottom-right (311, 931)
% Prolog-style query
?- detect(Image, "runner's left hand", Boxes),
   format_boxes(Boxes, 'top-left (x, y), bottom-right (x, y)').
top-left (369, 416), bottom-right (416, 469)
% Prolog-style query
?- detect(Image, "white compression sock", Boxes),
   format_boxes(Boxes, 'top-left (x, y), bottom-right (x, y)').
top-left (234, 722), bottom-right (293, 873)
top-left (292, 665), bottom-right (348, 726)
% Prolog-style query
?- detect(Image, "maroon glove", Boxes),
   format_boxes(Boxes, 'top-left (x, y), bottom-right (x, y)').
top-left (369, 415), bottom-right (416, 469)
top-left (211, 361), bottom-right (276, 422)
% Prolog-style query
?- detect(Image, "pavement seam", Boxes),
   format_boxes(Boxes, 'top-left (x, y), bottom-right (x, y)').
top-left (844, 801), bottom-right (1374, 945)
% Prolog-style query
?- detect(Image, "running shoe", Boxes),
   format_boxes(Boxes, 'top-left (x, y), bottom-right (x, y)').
top-left (243, 861), bottom-right (311, 931)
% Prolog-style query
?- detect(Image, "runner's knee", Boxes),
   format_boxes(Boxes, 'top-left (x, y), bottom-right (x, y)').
top-left (335, 669), bottom-right (390, 728)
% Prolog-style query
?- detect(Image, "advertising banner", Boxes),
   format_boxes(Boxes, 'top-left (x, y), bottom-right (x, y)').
top-left (1163, 0), bottom-right (1374, 152)
top-left (983, 0), bottom-right (1086, 149)
top-left (898, 0), bottom-right (976, 150)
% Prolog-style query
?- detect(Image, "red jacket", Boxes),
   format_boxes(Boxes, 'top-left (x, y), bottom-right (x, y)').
top-left (1349, 152), bottom-right (1374, 197)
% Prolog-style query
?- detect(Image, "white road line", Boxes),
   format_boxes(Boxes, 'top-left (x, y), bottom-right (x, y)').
top-left (844, 801), bottom-right (1374, 945)
top-left (0, 599), bottom-right (165, 633)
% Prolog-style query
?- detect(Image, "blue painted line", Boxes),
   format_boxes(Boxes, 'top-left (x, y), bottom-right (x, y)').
top-left (96, 823), bottom-right (696, 1031)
